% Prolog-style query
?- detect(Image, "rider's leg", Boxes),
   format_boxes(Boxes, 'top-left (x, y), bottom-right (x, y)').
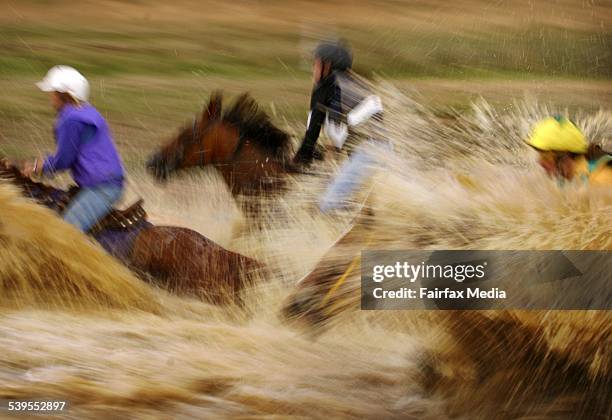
top-left (319, 139), bottom-right (393, 213)
top-left (63, 183), bottom-right (123, 232)
top-left (318, 147), bottom-right (377, 213)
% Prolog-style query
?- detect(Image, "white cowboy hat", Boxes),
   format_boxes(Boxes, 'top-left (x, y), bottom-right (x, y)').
top-left (36, 65), bottom-right (90, 102)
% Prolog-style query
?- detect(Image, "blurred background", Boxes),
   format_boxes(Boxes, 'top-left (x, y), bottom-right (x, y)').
top-left (1, 0), bottom-right (610, 164)
top-left (0, 2), bottom-right (610, 418)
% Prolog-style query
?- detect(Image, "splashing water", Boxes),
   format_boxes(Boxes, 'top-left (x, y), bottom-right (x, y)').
top-left (0, 84), bottom-right (610, 418)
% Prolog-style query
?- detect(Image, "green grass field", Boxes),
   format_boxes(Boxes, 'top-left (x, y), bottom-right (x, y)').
top-left (1, 0), bottom-right (610, 162)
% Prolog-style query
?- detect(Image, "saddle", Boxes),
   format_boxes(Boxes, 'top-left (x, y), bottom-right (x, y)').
top-left (88, 197), bottom-right (147, 235)
top-left (61, 187), bottom-right (147, 235)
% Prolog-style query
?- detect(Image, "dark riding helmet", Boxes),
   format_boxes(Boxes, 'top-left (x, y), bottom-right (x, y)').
top-left (314, 40), bottom-right (353, 71)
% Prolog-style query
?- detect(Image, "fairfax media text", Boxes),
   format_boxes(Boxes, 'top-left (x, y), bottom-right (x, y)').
top-left (372, 287), bottom-right (507, 300)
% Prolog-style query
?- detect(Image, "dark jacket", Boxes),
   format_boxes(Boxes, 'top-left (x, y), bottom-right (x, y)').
top-left (294, 71), bottom-right (378, 164)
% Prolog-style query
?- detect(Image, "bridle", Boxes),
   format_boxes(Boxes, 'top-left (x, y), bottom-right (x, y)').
top-left (192, 116), bottom-right (207, 166)
top-left (174, 116), bottom-right (211, 167)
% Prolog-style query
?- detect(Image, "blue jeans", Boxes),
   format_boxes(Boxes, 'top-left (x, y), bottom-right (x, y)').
top-left (63, 183), bottom-right (123, 232)
top-left (319, 141), bottom-right (390, 213)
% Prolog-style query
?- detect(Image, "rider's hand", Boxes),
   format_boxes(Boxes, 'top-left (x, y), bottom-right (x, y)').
top-left (21, 158), bottom-right (44, 177)
top-left (293, 150), bottom-right (313, 166)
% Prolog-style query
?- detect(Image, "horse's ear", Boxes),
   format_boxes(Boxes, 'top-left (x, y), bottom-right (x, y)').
top-left (204, 91), bottom-right (223, 121)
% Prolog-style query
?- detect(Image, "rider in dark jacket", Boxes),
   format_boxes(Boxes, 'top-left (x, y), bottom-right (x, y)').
top-left (293, 40), bottom-right (390, 212)
top-left (293, 40), bottom-right (353, 164)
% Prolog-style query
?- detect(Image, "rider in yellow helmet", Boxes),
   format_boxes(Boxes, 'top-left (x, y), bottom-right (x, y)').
top-left (526, 116), bottom-right (611, 187)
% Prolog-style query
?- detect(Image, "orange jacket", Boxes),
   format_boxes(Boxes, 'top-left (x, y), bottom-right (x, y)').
top-left (575, 155), bottom-right (612, 187)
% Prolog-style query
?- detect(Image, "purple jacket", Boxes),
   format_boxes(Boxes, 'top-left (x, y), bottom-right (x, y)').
top-left (43, 103), bottom-right (124, 188)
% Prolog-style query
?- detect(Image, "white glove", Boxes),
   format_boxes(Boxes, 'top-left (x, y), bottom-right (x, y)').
top-left (347, 95), bottom-right (383, 127)
top-left (324, 115), bottom-right (349, 149)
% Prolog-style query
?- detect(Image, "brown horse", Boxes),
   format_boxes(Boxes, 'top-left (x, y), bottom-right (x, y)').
top-left (0, 163), bottom-right (260, 304)
top-left (147, 91), bottom-right (299, 197)
top-left (280, 206), bottom-right (373, 328)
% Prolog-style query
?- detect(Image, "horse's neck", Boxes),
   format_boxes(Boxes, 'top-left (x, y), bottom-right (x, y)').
top-left (217, 141), bottom-right (287, 195)
top-left (0, 167), bottom-right (71, 211)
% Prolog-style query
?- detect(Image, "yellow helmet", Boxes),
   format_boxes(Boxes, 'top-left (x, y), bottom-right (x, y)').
top-left (526, 116), bottom-right (588, 154)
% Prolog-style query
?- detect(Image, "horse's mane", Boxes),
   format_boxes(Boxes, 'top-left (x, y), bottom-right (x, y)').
top-left (223, 93), bottom-right (292, 158)
top-left (0, 165), bottom-right (59, 193)
top-left (0, 165), bottom-right (71, 211)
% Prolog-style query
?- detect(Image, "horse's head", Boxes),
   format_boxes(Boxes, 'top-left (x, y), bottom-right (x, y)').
top-left (147, 91), bottom-right (240, 180)
top-left (148, 91), bottom-right (296, 195)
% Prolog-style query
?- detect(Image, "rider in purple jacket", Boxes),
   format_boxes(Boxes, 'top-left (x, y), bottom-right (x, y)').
top-left (43, 102), bottom-right (124, 188)
top-left (22, 65), bottom-right (125, 232)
